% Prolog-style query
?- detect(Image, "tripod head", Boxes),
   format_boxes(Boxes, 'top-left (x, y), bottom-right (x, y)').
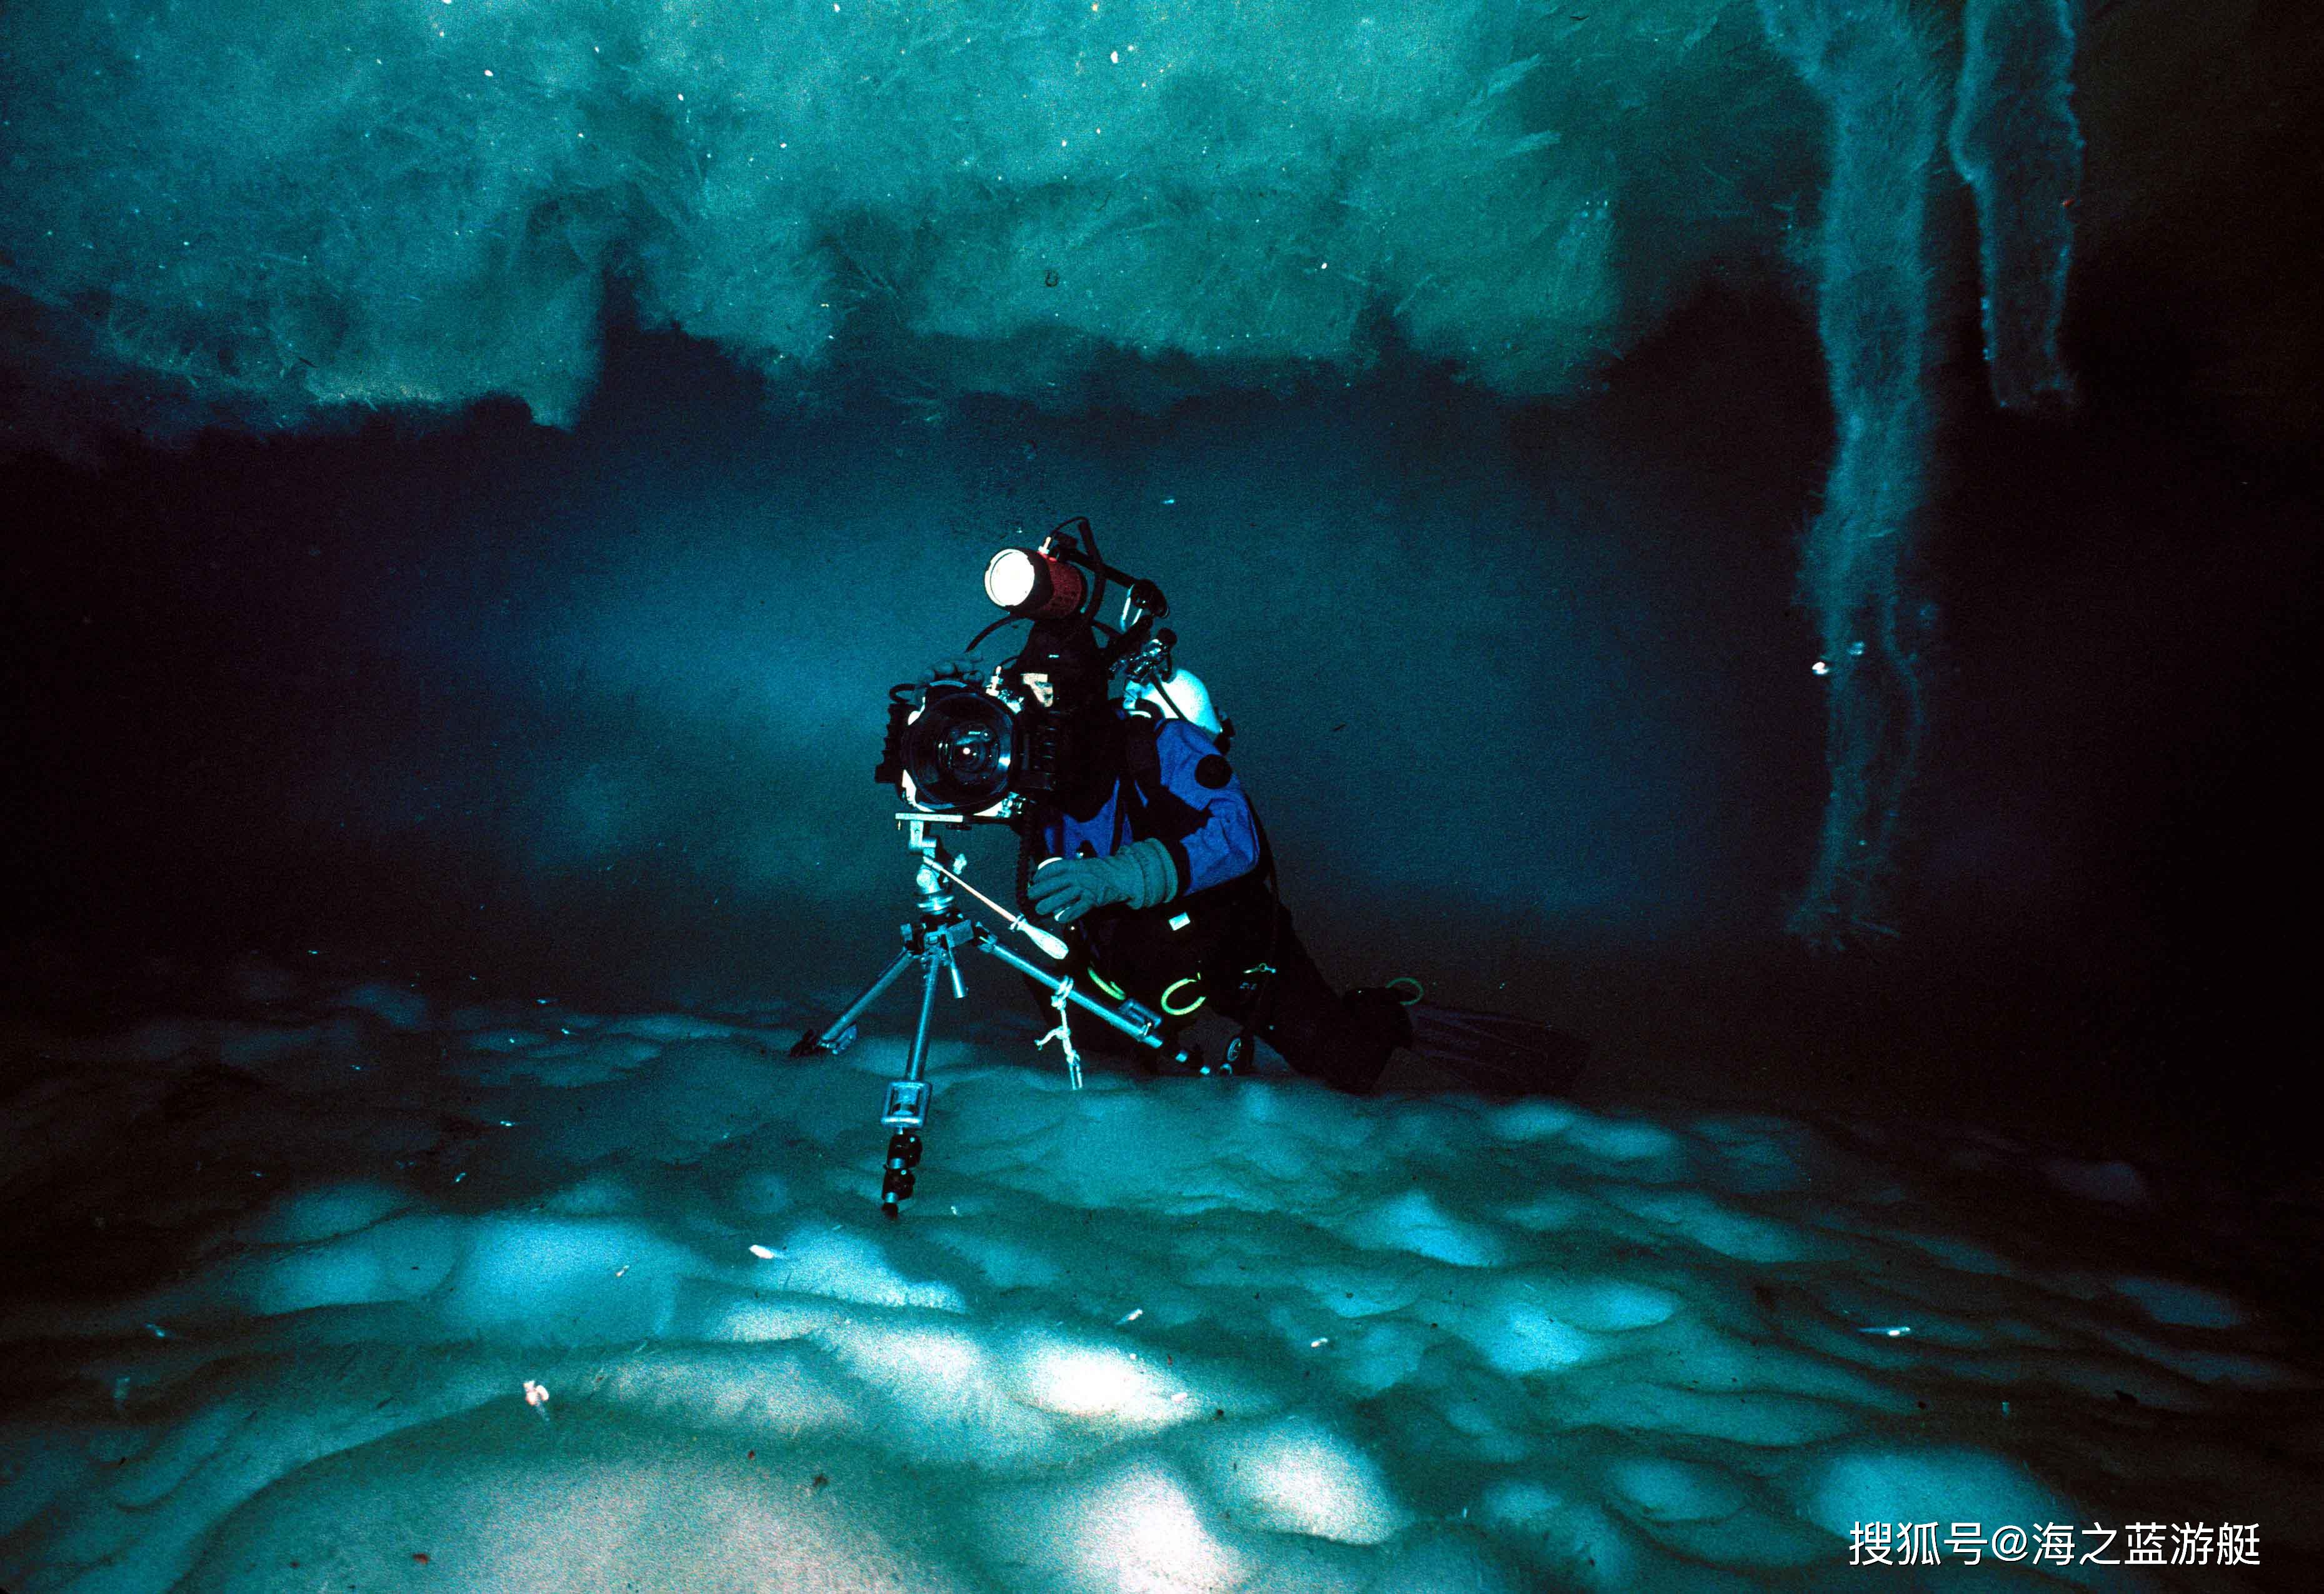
top-left (898, 812), bottom-right (1071, 962)
top-left (899, 813), bottom-right (966, 920)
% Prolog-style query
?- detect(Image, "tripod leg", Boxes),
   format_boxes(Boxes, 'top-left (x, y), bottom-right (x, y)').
top-left (971, 928), bottom-right (1200, 1073)
top-left (789, 947), bottom-right (914, 1057)
top-left (903, 943), bottom-right (949, 1083)
top-left (879, 943), bottom-right (953, 1218)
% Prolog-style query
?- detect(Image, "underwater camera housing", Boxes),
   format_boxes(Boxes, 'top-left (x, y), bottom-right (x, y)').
top-left (876, 668), bottom-right (1063, 821)
top-left (874, 519), bottom-right (1168, 822)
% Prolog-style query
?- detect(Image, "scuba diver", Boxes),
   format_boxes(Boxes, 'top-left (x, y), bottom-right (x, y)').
top-left (811, 519), bottom-right (1577, 1215)
top-left (1004, 615), bottom-right (1415, 1094)
top-left (870, 518), bottom-right (1576, 1101)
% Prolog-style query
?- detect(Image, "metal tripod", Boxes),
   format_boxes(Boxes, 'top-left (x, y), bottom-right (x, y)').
top-left (789, 813), bottom-right (1196, 1216)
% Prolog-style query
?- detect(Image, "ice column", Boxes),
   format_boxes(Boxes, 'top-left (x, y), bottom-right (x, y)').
top-left (1758, 0), bottom-right (1948, 943)
top-left (1950, 0), bottom-right (2084, 411)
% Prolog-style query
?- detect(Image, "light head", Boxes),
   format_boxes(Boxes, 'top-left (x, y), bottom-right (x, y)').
top-left (876, 518), bottom-right (1178, 818)
top-left (983, 546), bottom-right (1088, 620)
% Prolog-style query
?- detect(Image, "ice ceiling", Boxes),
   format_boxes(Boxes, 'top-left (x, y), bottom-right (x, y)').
top-left (1, 0), bottom-right (2090, 938)
top-left (1, 0), bottom-right (1831, 427)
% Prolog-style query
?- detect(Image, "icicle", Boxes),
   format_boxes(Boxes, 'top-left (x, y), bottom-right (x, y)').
top-left (1950, 0), bottom-right (2083, 411)
top-left (1756, 0), bottom-right (1945, 945)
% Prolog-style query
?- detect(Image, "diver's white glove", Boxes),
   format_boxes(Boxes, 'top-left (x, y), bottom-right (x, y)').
top-left (1028, 841), bottom-right (1179, 924)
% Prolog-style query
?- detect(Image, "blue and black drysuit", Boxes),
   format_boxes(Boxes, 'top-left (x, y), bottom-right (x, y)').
top-left (1021, 708), bottom-right (1408, 1093)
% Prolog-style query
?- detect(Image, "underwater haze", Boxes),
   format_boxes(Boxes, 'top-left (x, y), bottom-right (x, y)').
top-left (3, 0), bottom-right (2321, 1590)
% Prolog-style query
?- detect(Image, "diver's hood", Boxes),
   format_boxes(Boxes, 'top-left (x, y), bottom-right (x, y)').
top-left (1129, 668), bottom-right (1222, 736)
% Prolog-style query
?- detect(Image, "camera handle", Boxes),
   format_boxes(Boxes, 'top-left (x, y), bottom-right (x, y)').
top-left (789, 814), bottom-right (1201, 1216)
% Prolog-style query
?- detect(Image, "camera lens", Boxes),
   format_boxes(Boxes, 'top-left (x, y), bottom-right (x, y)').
top-left (936, 723), bottom-right (999, 781)
top-left (903, 687), bottom-right (1017, 811)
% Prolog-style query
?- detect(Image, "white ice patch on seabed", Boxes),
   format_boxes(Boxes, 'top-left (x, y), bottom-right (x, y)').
top-left (0, 982), bottom-right (2315, 1593)
top-left (763, 1225), bottom-right (966, 1313)
top-left (1343, 1188), bottom-right (1508, 1266)
top-left (1200, 1415), bottom-right (1411, 1543)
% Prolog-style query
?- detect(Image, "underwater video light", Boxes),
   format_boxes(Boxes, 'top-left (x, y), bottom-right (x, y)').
top-left (877, 519), bottom-right (1173, 821)
top-left (984, 546), bottom-right (1087, 619)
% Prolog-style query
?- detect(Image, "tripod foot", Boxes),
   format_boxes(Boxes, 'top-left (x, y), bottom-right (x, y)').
top-left (880, 1129), bottom-right (922, 1215)
top-left (789, 1022), bottom-right (858, 1059)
